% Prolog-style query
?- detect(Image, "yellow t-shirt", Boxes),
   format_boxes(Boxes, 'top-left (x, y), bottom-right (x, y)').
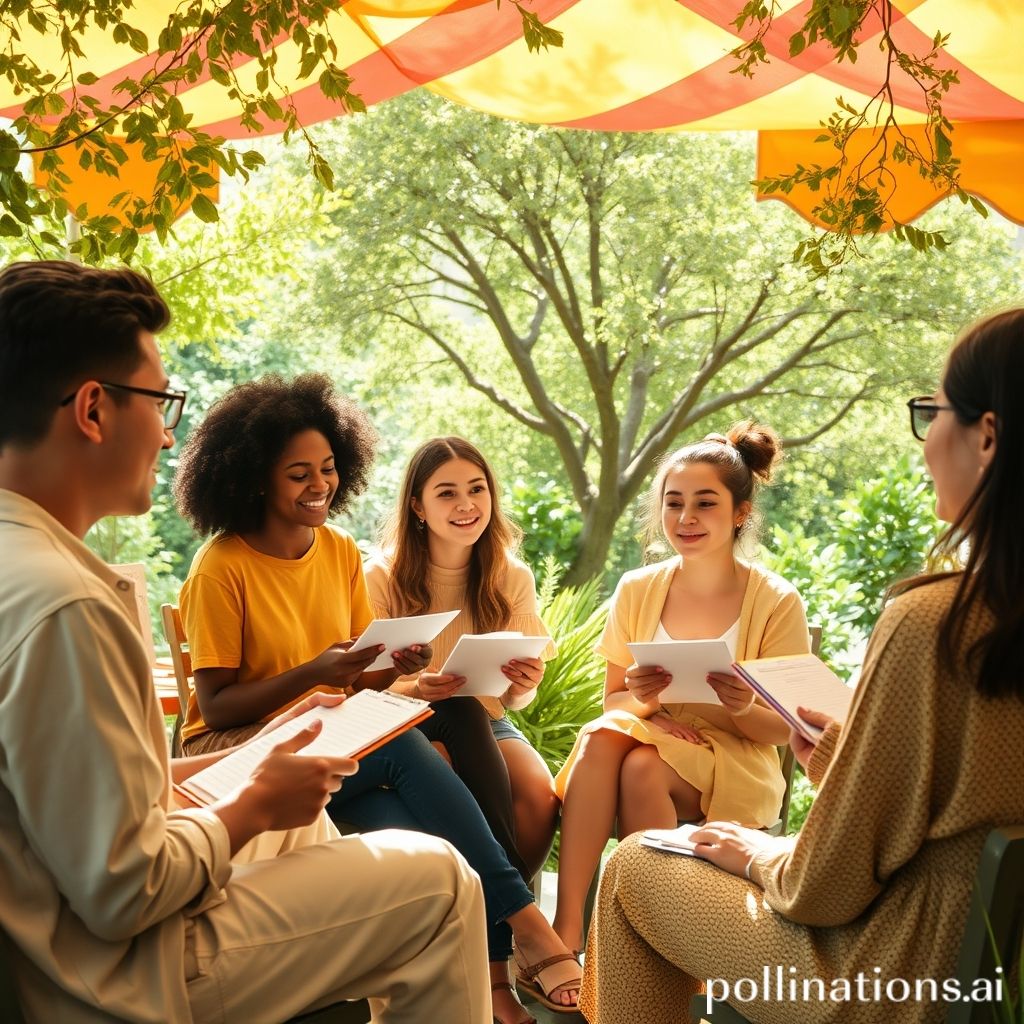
top-left (179, 526), bottom-right (373, 743)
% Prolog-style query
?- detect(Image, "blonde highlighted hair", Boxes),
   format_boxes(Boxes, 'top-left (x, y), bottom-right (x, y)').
top-left (380, 436), bottom-right (522, 633)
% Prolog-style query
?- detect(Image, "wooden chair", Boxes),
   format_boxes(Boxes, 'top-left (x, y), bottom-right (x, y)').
top-left (160, 603), bottom-right (194, 757)
top-left (691, 826), bottom-right (1024, 1023)
top-left (768, 623), bottom-right (822, 838)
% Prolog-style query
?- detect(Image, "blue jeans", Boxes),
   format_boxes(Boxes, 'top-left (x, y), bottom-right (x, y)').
top-left (328, 727), bottom-right (533, 961)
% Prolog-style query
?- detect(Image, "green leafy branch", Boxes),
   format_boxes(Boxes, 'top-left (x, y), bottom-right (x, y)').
top-left (732, 0), bottom-right (986, 276)
top-left (0, 0), bottom-right (562, 262)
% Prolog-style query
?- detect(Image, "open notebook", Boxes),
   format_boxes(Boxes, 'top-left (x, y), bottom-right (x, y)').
top-left (732, 653), bottom-right (854, 742)
top-left (176, 689), bottom-right (432, 806)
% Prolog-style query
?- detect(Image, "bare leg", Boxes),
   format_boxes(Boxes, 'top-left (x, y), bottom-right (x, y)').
top-left (498, 737), bottom-right (559, 879)
top-left (617, 745), bottom-right (702, 837)
top-left (553, 728), bottom-right (641, 954)
top-left (489, 959), bottom-right (534, 1023)
top-left (508, 902), bottom-right (581, 1009)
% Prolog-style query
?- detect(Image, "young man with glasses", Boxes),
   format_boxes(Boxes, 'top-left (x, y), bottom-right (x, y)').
top-left (0, 260), bottom-right (490, 1023)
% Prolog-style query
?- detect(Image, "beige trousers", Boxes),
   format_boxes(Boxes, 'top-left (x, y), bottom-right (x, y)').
top-left (185, 821), bottom-right (491, 1023)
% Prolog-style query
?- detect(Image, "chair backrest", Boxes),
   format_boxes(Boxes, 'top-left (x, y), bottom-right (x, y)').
top-left (947, 825), bottom-right (1024, 1023)
top-left (110, 562), bottom-right (157, 663)
top-left (160, 604), bottom-right (194, 717)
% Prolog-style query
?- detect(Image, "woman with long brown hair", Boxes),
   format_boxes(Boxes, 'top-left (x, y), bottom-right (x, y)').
top-left (365, 436), bottom-right (560, 885)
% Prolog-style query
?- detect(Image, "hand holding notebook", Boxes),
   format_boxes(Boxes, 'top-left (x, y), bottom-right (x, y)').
top-left (731, 654), bottom-right (854, 742)
top-left (175, 689), bottom-right (433, 806)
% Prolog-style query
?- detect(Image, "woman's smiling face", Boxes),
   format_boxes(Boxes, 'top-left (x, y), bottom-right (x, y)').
top-left (660, 461), bottom-right (747, 559)
top-left (263, 429), bottom-right (337, 530)
top-left (413, 457), bottom-right (493, 550)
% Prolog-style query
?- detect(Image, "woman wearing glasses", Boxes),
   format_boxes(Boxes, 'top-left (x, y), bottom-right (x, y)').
top-left (579, 309), bottom-right (1024, 1023)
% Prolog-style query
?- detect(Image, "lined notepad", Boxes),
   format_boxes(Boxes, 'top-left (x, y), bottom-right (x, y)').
top-left (176, 690), bottom-right (432, 805)
top-left (732, 654), bottom-right (854, 741)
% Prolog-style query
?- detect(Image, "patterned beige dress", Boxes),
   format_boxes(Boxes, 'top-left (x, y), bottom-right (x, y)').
top-left (580, 577), bottom-right (1024, 1023)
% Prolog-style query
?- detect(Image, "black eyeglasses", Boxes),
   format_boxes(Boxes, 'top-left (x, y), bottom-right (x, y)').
top-left (59, 381), bottom-right (187, 430)
top-left (906, 396), bottom-right (954, 442)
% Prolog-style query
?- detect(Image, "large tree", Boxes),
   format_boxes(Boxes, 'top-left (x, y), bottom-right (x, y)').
top-left (307, 94), bottom-right (1020, 584)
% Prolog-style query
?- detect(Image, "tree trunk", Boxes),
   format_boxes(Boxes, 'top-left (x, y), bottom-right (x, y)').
top-left (562, 496), bottom-right (623, 587)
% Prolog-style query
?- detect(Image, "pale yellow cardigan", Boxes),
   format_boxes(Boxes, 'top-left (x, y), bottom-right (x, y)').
top-left (555, 558), bottom-right (810, 827)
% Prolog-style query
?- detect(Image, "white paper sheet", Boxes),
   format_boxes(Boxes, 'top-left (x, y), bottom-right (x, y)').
top-left (439, 633), bottom-right (551, 697)
top-left (626, 639), bottom-right (734, 704)
top-left (348, 609), bottom-right (461, 671)
top-left (639, 822), bottom-right (702, 857)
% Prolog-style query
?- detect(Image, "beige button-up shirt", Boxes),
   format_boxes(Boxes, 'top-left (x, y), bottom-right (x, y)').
top-left (0, 490), bottom-right (232, 1022)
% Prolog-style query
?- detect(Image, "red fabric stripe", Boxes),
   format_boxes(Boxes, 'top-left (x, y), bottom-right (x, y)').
top-left (199, 0), bottom-right (578, 137)
top-left (561, 0), bottom-right (1024, 132)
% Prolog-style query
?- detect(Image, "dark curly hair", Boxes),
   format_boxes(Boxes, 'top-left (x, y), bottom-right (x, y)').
top-left (173, 373), bottom-right (377, 536)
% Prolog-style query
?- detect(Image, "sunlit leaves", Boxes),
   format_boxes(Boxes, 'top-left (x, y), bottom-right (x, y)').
top-left (734, 1), bottom-right (974, 276)
top-left (0, 0), bottom-right (560, 262)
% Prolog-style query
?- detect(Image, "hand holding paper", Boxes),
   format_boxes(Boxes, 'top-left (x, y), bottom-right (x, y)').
top-left (731, 654), bottom-right (853, 742)
top-left (245, 722), bottom-right (359, 832)
top-left (626, 640), bottom-right (734, 704)
top-left (348, 610), bottom-right (460, 672)
top-left (789, 706), bottom-right (836, 768)
top-left (440, 633), bottom-right (551, 698)
top-left (176, 689), bottom-right (433, 806)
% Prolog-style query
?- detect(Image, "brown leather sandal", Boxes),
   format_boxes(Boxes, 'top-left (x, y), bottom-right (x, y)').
top-left (512, 947), bottom-right (582, 1014)
top-left (492, 980), bottom-right (537, 1024)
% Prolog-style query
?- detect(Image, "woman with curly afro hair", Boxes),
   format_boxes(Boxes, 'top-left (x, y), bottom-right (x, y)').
top-left (173, 373), bottom-right (582, 1022)
top-left (173, 372), bottom-right (402, 752)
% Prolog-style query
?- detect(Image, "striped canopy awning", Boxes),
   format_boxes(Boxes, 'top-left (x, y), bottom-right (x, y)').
top-left (5, 0), bottom-right (1024, 227)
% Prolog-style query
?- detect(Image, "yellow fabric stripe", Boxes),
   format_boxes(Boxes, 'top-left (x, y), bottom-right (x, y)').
top-left (903, 0), bottom-right (1024, 102)
top-left (425, 0), bottom-right (735, 125)
top-left (179, 8), bottom-right (377, 129)
top-left (0, 0), bottom-right (178, 107)
top-left (674, 72), bottom-right (926, 132)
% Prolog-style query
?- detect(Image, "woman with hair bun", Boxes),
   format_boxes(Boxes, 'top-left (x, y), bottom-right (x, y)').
top-left (550, 420), bottom-right (809, 956)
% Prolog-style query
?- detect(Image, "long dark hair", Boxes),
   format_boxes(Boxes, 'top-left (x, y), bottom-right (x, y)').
top-left (897, 308), bottom-right (1024, 699)
top-left (380, 436), bottom-right (521, 633)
